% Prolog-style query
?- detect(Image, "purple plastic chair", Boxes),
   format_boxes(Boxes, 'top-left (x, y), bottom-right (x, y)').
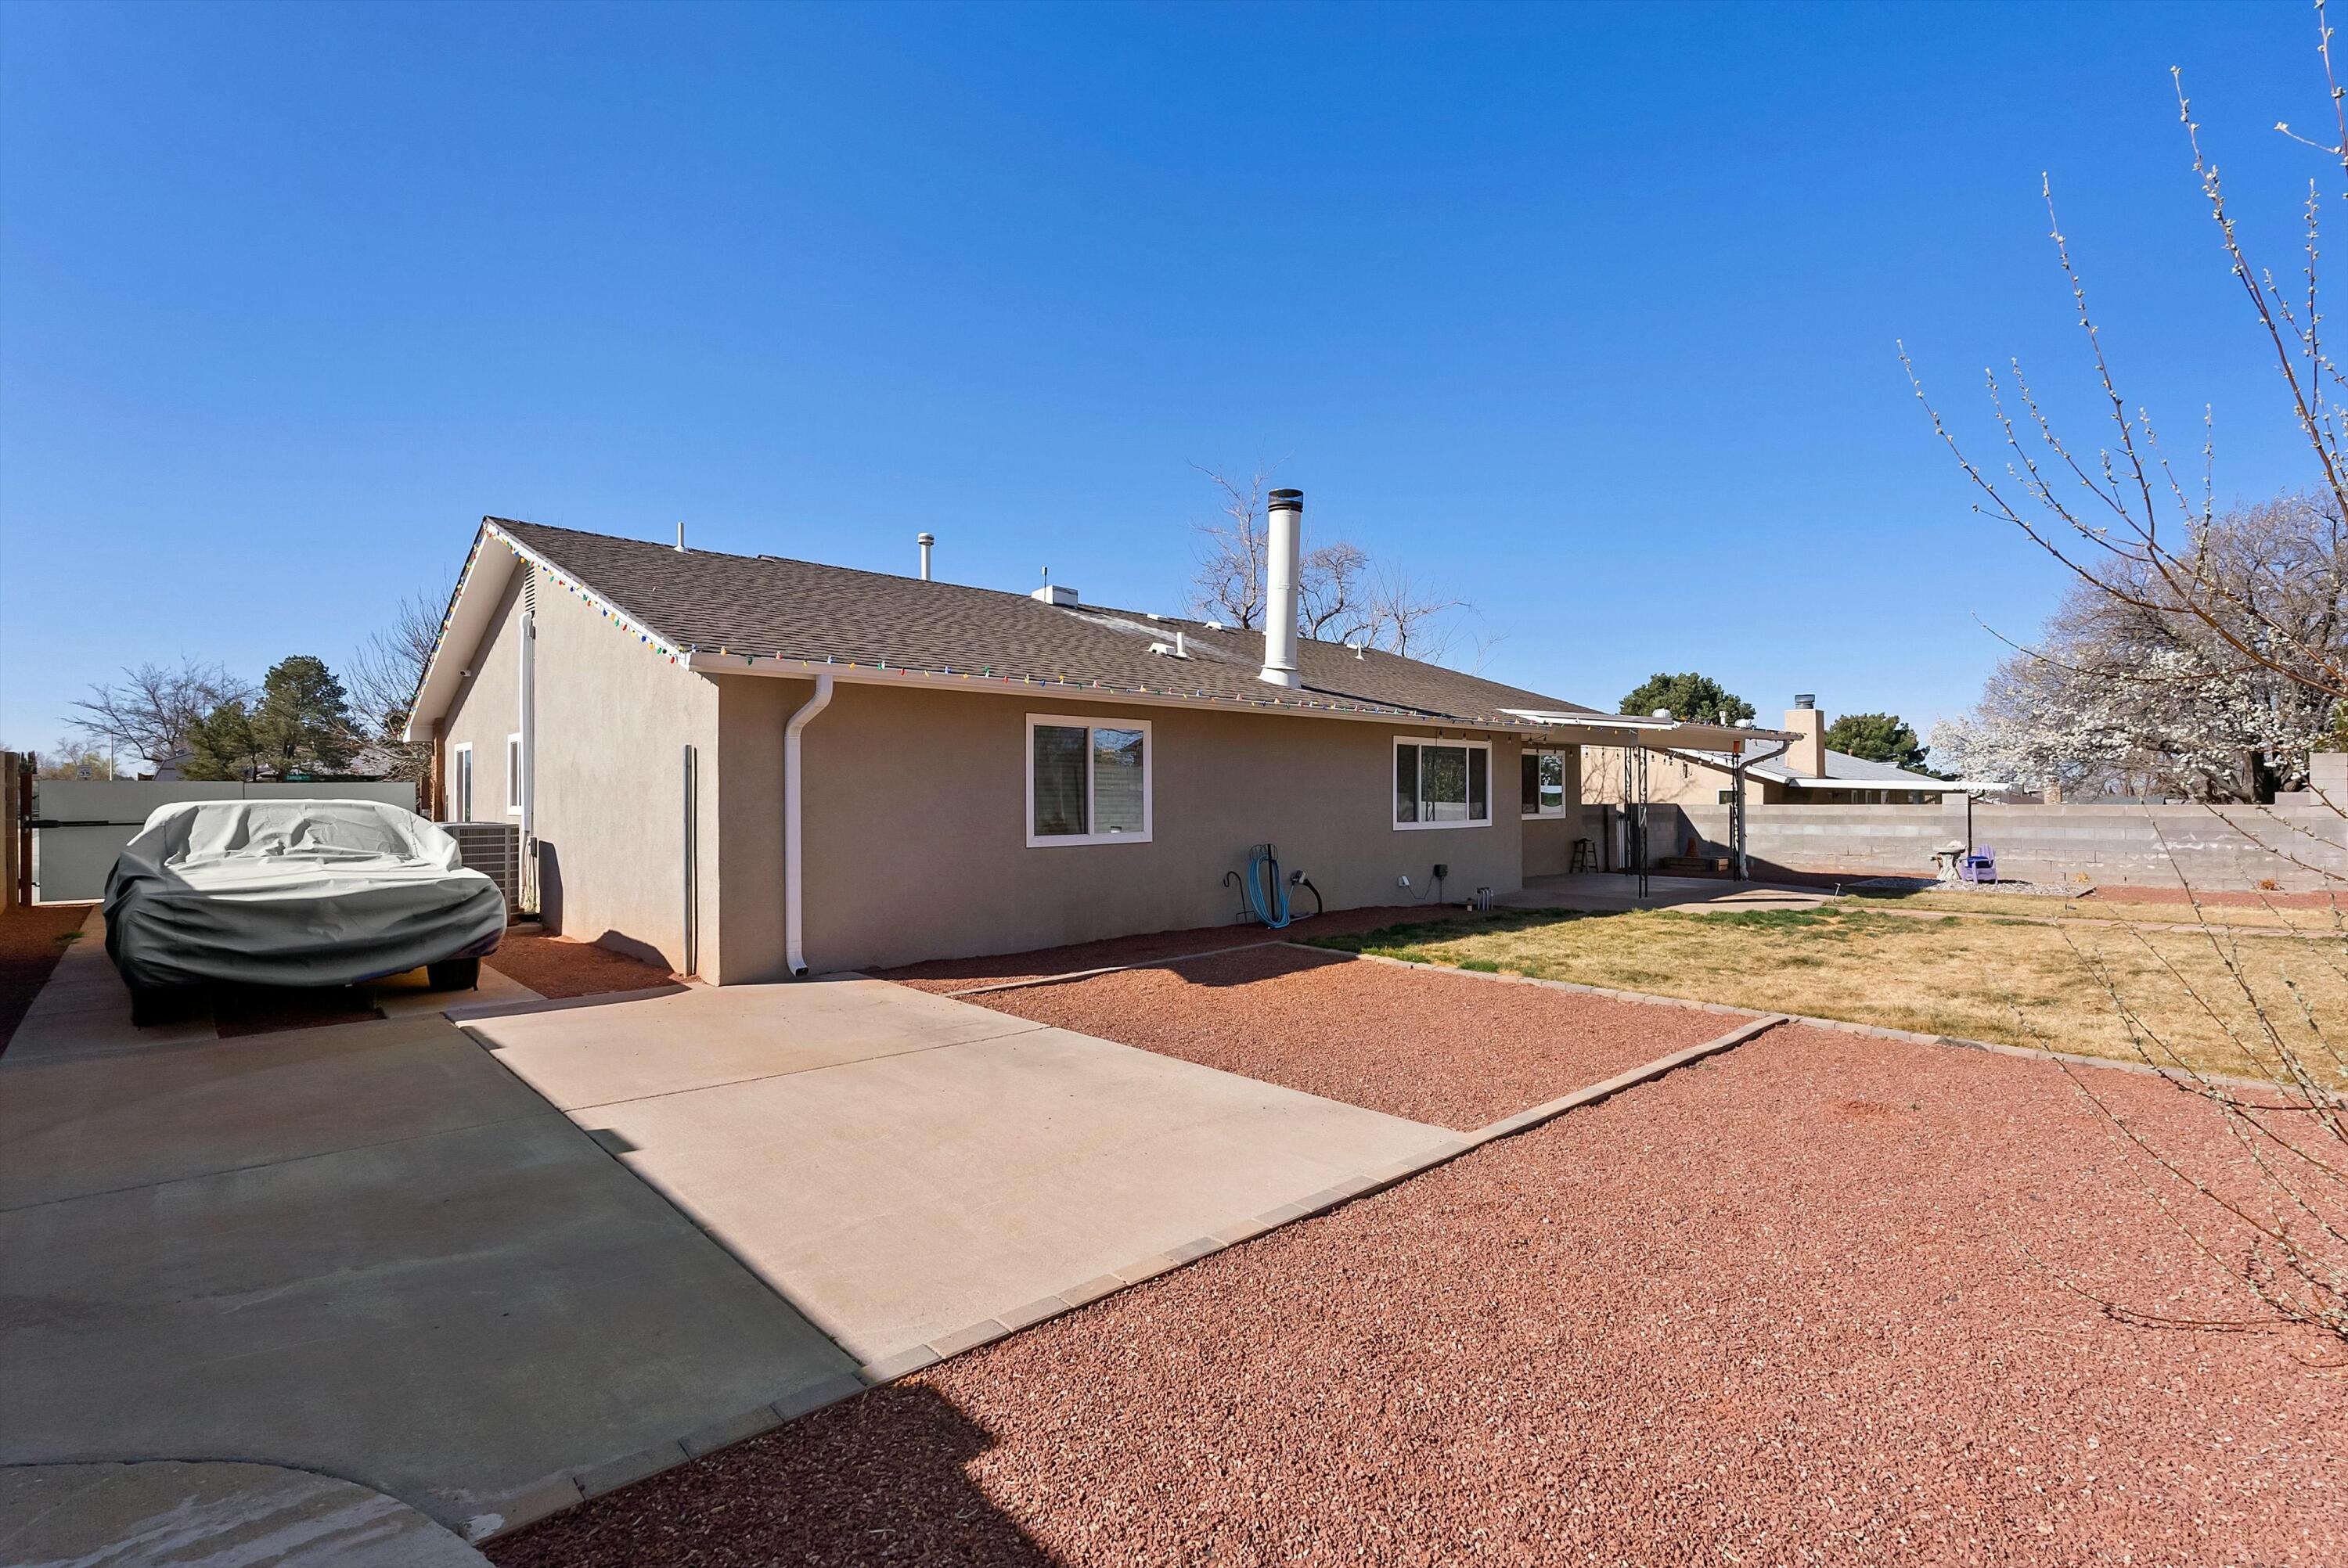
top-left (1959, 846), bottom-right (1997, 884)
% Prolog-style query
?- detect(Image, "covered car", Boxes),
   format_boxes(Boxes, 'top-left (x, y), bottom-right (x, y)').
top-left (104, 798), bottom-right (506, 1009)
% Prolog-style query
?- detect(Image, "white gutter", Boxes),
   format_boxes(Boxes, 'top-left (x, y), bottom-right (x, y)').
top-left (686, 653), bottom-right (1778, 749)
top-left (783, 671), bottom-right (835, 978)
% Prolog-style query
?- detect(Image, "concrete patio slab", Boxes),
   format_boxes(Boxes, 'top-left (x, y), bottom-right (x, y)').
top-left (471, 981), bottom-right (1459, 1365)
top-left (466, 978), bottom-right (1050, 1109)
top-left (0, 1460), bottom-right (491, 1566)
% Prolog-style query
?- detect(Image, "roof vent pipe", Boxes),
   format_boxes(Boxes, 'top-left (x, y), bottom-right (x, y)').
top-left (675, 520), bottom-right (686, 553)
top-left (1259, 488), bottom-right (1304, 689)
top-left (917, 532), bottom-right (935, 581)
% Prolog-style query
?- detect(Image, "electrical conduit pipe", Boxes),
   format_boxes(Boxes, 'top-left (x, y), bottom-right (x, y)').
top-left (784, 672), bottom-right (835, 976)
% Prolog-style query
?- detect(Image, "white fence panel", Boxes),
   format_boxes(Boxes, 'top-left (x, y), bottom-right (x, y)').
top-left (31, 781), bottom-right (419, 902)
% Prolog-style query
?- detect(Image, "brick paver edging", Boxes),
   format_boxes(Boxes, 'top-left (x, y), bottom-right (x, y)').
top-left (1305, 942), bottom-right (2345, 1108)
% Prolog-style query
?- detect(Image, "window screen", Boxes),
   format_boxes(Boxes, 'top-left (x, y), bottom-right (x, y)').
top-left (1029, 717), bottom-right (1151, 844)
top-left (1032, 725), bottom-right (1089, 837)
top-left (1395, 740), bottom-right (1491, 829)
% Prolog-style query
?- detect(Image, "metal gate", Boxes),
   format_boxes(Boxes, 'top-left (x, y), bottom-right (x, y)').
top-left (23, 779), bottom-right (419, 903)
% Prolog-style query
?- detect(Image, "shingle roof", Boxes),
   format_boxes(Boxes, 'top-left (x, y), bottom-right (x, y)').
top-left (491, 518), bottom-right (1601, 728)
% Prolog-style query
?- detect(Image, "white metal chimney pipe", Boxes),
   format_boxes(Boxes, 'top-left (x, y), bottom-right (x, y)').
top-left (917, 531), bottom-right (935, 581)
top-left (1259, 487), bottom-right (1303, 689)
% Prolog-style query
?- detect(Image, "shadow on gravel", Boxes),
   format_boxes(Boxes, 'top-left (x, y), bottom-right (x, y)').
top-left (484, 1381), bottom-right (1059, 1568)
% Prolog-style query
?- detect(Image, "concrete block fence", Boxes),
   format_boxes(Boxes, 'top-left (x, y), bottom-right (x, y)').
top-left (1633, 801), bottom-right (2348, 892)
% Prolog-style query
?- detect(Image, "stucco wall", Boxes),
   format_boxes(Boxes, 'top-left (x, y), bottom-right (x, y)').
top-left (1521, 745), bottom-right (1586, 877)
top-left (442, 560), bottom-right (718, 971)
top-left (711, 678), bottom-right (1532, 976)
top-left (438, 572), bottom-right (525, 823)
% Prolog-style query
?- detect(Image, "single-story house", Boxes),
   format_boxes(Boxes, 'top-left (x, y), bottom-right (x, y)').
top-left (405, 499), bottom-right (1773, 980)
top-left (1586, 696), bottom-right (1986, 807)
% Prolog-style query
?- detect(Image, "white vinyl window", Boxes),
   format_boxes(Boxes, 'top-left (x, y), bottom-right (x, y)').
top-left (1027, 714), bottom-right (1152, 847)
top-left (506, 732), bottom-right (524, 815)
top-left (451, 743), bottom-right (474, 822)
top-left (1395, 738), bottom-right (1491, 830)
top-left (1521, 749), bottom-right (1568, 818)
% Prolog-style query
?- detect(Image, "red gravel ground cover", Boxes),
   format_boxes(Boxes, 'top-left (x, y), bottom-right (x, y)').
top-left (877, 905), bottom-right (1436, 993)
top-left (488, 1023), bottom-right (2348, 1567)
top-left (485, 930), bottom-right (681, 998)
top-left (0, 901), bottom-right (94, 1053)
top-left (957, 944), bottom-right (1736, 1130)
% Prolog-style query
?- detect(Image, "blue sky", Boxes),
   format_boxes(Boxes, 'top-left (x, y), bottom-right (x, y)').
top-left (0, 0), bottom-right (2328, 754)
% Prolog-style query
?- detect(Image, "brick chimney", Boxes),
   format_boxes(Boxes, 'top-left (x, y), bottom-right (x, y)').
top-left (1784, 694), bottom-right (1827, 778)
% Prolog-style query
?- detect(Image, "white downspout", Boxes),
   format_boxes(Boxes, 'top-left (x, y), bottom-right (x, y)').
top-left (518, 604), bottom-right (536, 912)
top-left (783, 672), bottom-right (835, 977)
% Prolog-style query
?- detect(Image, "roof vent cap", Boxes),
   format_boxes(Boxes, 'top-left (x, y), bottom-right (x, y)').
top-left (1030, 566), bottom-right (1078, 606)
top-left (1794, 692), bottom-right (1816, 710)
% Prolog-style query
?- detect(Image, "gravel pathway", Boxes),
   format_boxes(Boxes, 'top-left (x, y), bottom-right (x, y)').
top-left (956, 944), bottom-right (1731, 1130)
top-left (488, 1023), bottom-right (2346, 1567)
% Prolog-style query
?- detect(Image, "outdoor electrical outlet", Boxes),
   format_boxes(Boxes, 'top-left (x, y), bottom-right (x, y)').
top-left (1433, 863), bottom-right (1449, 880)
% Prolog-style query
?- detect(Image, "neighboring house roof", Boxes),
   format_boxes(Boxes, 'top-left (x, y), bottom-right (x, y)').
top-left (406, 518), bottom-right (1787, 750)
top-left (1673, 744), bottom-right (1986, 793)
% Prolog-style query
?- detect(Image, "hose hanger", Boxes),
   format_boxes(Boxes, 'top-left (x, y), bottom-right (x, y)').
top-left (1226, 842), bottom-right (1292, 930)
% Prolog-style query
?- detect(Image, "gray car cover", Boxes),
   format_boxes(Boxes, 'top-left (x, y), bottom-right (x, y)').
top-left (104, 798), bottom-right (506, 989)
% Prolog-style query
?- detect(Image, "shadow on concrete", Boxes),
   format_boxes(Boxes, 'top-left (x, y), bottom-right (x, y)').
top-left (212, 982), bottom-right (384, 1037)
top-left (483, 1381), bottom-right (1056, 1568)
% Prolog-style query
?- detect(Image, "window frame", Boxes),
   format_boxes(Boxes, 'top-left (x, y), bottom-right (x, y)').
top-left (1520, 747), bottom-right (1570, 820)
top-left (1393, 736), bottom-right (1493, 833)
top-left (1025, 713), bottom-right (1154, 848)
top-left (506, 732), bottom-right (524, 815)
top-left (451, 742), bottom-right (474, 822)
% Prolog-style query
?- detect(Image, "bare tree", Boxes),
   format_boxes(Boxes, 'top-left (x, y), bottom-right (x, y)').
top-left (1185, 466), bottom-right (1476, 661)
top-left (1359, 563), bottom-right (1468, 663)
top-left (1299, 539), bottom-right (1370, 638)
top-left (1907, 2), bottom-right (2348, 1347)
top-left (69, 657), bottom-right (250, 773)
top-left (348, 581), bottom-right (452, 785)
top-left (1187, 466), bottom-right (1275, 630)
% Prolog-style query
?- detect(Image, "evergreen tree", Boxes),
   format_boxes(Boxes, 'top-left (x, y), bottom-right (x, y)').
top-left (1618, 672), bottom-right (1755, 725)
top-left (1823, 710), bottom-right (1929, 771)
top-left (182, 656), bottom-right (357, 780)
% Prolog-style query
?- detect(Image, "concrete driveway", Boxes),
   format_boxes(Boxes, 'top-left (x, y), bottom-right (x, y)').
top-left (2, 919), bottom-right (1462, 1549)
top-left (0, 918), bottom-right (859, 1542)
top-left (463, 979), bottom-right (1460, 1368)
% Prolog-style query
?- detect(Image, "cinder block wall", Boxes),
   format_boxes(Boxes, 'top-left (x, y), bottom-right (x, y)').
top-left (1667, 801), bottom-right (2348, 891)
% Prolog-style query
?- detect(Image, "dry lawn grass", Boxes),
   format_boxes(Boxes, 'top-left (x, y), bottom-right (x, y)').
top-left (1858, 886), bottom-right (2346, 932)
top-left (1310, 905), bottom-right (2348, 1088)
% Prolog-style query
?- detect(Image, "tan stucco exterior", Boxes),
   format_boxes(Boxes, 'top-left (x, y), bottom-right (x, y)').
top-left (442, 563), bottom-right (1594, 978)
top-left (1519, 744), bottom-right (1586, 877)
top-left (710, 679), bottom-right (1540, 976)
top-left (441, 563), bottom-right (721, 976)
